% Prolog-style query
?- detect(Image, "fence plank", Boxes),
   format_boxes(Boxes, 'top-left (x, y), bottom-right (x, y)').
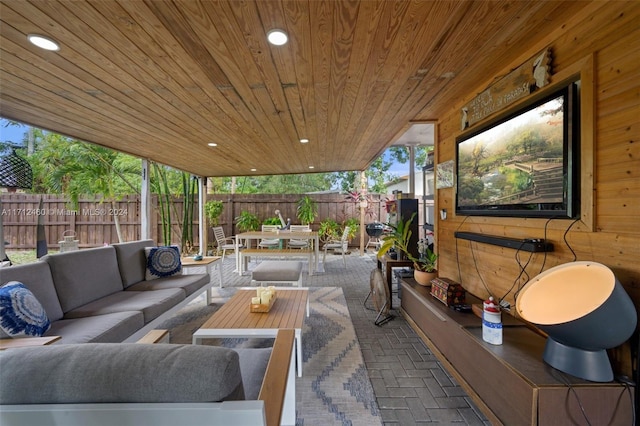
top-left (1, 193), bottom-right (409, 252)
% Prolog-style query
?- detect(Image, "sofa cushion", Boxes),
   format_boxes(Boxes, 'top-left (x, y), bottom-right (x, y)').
top-left (0, 281), bottom-right (51, 337)
top-left (0, 261), bottom-right (64, 321)
top-left (48, 311), bottom-right (145, 344)
top-left (126, 273), bottom-right (209, 297)
top-left (112, 239), bottom-right (156, 288)
top-left (251, 260), bottom-right (303, 282)
top-left (63, 289), bottom-right (185, 324)
top-left (236, 347), bottom-right (273, 400)
top-left (0, 343), bottom-right (245, 404)
top-left (44, 246), bottom-right (124, 313)
top-left (145, 246), bottom-right (182, 281)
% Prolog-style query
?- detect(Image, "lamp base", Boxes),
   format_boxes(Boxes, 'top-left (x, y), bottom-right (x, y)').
top-left (543, 337), bottom-right (613, 382)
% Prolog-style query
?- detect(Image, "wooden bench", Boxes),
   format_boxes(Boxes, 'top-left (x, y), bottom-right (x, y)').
top-left (240, 248), bottom-right (313, 275)
top-left (251, 261), bottom-right (304, 287)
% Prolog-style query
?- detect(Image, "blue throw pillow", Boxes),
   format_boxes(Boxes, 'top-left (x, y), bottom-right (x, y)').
top-left (0, 281), bottom-right (51, 337)
top-left (145, 246), bottom-right (182, 280)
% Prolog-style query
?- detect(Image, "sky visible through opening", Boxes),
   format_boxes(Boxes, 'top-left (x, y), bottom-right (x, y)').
top-left (1, 121), bottom-right (412, 177)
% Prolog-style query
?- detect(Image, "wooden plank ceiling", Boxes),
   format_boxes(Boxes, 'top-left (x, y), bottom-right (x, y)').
top-left (0, 0), bottom-right (591, 177)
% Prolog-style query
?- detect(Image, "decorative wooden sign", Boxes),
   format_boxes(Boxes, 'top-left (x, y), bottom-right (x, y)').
top-left (461, 48), bottom-right (552, 130)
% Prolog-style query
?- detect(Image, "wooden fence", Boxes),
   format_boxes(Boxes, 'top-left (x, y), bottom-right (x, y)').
top-left (0, 193), bottom-right (407, 251)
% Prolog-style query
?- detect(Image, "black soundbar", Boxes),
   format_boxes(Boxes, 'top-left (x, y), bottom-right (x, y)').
top-left (454, 231), bottom-right (554, 252)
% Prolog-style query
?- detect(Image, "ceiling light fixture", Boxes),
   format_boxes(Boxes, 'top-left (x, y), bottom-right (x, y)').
top-left (308, 166), bottom-right (314, 169)
top-left (250, 168), bottom-right (257, 172)
top-left (267, 29), bottom-right (288, 46)
top-left (27, 34), bottom-right (60, 51)
top-left (299, 138), bottom-right (309, 144)
top-left (207, 142), bottom-right (218, 147)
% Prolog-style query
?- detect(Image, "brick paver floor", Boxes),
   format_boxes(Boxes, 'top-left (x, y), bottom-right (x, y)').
top-left (219, 250), bottom-right (490, 425)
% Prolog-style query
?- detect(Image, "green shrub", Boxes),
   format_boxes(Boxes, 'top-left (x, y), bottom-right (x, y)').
top-left (204, 200), bottom-right (224, 226)
top-left (344, 218), bottom-right (359, 240)
top-left (263, 216), bottom-right (281, 225)
top-left (318, 218), bottom-right (341, 243)
top-left (235, 210), bottom-right (260, 232)
top-left (296, 196), bottom-right (317, 225)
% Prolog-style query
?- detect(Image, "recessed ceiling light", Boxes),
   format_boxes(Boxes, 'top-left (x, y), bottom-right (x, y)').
top-left (207, 142), bottom-right (217, 147)
top-left (267, 29), bottom-right (288, 46)
top-left (308, 166), bottom-right (314, 169)
top-left (27, 34), bottom-right (60, 51)
top-left (250, 168), bottom-right (257, 172)
top-left (299, 138), bottom-right (309, 144)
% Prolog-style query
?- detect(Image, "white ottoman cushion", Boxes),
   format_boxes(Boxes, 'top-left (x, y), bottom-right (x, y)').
top-left (252, 261), bottom-right (303, 283)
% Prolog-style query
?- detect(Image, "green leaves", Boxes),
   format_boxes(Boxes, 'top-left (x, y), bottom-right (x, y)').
top-left (377, 212), bottom-right (438, 272)
top-left (204, 200), bottom-right (224, 226)
top-left (296, 195), bottom-right (317, 225)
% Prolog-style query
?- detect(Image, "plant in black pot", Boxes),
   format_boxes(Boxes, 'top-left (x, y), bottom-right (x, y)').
top-left (378, 213), bottom-right (438, 286)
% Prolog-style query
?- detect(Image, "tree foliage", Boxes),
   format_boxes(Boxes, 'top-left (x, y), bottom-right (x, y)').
top-left (2, 119), bottom-right (433, 200)
top-left (234, 173), bottom-right (336, 194)
top-left (27, 133), bottom-right (140, 201)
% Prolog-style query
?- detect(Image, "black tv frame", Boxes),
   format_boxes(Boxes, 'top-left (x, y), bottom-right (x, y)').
top-left (455, 82), bottom-right (580, 219)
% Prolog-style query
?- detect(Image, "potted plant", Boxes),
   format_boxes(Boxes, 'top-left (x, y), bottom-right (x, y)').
top-left (377, 213), bottom-right (438, 286)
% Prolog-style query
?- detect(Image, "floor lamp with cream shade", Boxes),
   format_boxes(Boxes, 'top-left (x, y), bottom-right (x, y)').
top-left (516, 261), bottom-right (637, 382)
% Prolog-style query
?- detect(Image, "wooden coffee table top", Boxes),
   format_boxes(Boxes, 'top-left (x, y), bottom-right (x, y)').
top-left (199, 289), bottom-right (308, 331)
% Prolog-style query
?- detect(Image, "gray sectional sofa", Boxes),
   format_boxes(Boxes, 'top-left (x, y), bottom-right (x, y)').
top-left (0, 241), bottom-right (298, 425)
top-left (0, 329), bottom-right (297, 426)
top-left (0, 239), bottom-right (212, 344)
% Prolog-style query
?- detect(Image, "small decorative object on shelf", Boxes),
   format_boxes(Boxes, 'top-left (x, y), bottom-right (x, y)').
top-left (414, 269), bottom-right (436, 286)
top-left (250, 286), bottom-right (277, 313)
top-left (430, 277), bottom-right (465, 306)
top-left (482, 296), bottom-right (502, 345)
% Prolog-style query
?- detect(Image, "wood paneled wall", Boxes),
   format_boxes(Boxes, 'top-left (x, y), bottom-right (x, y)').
top-left (433, 1), bottom-right (639, 371)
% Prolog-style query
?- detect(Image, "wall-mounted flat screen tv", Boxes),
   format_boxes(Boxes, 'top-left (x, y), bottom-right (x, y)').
top-left (455, 82), bottom-right (580, 218)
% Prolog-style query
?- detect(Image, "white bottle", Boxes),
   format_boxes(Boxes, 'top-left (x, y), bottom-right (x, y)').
top-left (482, 296), bottom-right (503, 345)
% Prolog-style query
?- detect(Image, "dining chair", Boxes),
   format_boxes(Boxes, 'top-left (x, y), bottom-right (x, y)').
top-left (212, 226), bottom-right (242, 262)
top-left (258, 225), bottom-right (280, 249)
top-left (287, 225), bottom-right (311, 249)
top-left (322, 226), bottom-right (350, 268)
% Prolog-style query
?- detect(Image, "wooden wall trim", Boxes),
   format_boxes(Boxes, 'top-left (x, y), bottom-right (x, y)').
top-left (541, 53), bottom-right (596, 232)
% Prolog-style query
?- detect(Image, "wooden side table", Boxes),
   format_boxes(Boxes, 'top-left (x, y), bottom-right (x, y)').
top-left (0, 336), bottom-right (61, 350)
top-left (182, 256), bottom-right (223, 287)
top-left (377, 254), bottom-right (413, 309)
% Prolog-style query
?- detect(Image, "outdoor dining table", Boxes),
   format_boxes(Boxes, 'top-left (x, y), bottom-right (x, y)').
top-left (234, 230), bottom-right (320, 275)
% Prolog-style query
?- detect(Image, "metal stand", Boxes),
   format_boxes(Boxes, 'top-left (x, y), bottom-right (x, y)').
top-left (364, 268), bottom-right (395, 326)
top-left (365, 236), bottom-right (381, 252)
top-left (363, 290), bottom-right (394, 326)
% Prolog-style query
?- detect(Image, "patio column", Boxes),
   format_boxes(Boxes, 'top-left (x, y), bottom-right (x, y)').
top-left (408, 144), bottom-right (416, 196)
top-left (359, 171), bottom-right (366, 256)
top-left (140, 159), bottom-right (151, 240)
top-left (198, 176), bottom-right (207, 255)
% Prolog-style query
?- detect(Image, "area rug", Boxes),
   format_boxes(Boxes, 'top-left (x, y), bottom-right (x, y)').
top-left (158, 286), bottom-right (381, 426)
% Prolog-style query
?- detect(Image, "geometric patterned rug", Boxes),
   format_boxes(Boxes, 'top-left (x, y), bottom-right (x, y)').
top-left (158, 286), bottom-right (381, 426)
